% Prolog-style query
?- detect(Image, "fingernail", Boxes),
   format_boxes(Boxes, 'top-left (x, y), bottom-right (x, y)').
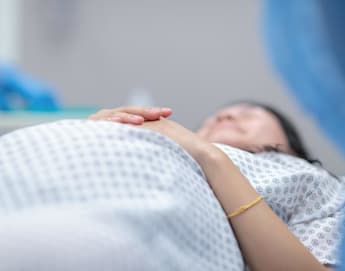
top-left (161, 107), bottom-right (172, 112)
top-left (148, 107), bottom-right (159, 112)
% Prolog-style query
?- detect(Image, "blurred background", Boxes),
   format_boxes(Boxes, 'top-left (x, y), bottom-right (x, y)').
top-left (0, 0), bottom-right (344, 174)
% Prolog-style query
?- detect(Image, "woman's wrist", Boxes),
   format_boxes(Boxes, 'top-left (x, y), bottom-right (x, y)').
top-left (193, 141), bottom-right (231, 170)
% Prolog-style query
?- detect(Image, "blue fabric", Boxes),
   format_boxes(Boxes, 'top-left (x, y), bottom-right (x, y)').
top-left (263, 0), bottom-right (345, 156)
top-left (263, 1), bottom-right (345, 269)
top-left (0, 65), bottom-right (59, 111)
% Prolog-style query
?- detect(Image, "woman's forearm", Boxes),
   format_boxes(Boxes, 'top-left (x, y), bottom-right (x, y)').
top-left (195, 145), bottom-right (330, 271)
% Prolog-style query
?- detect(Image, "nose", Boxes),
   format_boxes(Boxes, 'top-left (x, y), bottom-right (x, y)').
top-left (216, 114), bottom-right (235, 122)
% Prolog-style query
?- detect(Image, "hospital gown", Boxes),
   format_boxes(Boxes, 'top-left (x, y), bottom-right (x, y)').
top-left (0, 120), bottom-right (343, 270)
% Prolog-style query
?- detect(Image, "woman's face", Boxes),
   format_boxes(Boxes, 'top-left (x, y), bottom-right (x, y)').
top-left (196, 103), bottom-right (292, 154)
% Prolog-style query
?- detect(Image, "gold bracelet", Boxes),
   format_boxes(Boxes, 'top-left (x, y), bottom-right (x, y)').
top-left (227, 196), bottom-right (263, 219)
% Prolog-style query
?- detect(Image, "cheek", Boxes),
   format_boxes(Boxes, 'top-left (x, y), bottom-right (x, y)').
top-left (242, 121), bottom-right (274, 143)
top-left (253, 123), bottom-right (288, 145)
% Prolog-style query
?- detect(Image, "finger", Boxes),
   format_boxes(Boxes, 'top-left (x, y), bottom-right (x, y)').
top-left (160, 107), bottom-right (173, 118)
top-left (106, 112), bottom-right (145, 124)
top-left (89, 107), bottom-right (172, 120)
top-left (88, 109), bottom-right (112, 120)
top-left (113, 106), bottom-right (172, 120)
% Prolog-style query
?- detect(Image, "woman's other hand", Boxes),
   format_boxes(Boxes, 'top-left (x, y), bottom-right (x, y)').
top-left (140, 117), bottom-right (222, 165)
top-left (88, 106), bottom-right (172, 124)
top-left (89, 106), bottom-right (222, 163)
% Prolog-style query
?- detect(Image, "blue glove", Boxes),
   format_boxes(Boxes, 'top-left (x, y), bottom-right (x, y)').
top-left (0, 65), bottom-right (59, 111)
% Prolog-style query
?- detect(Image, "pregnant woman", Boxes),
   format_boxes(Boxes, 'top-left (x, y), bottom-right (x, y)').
top-left (0, 102), bottom-right (342, 271)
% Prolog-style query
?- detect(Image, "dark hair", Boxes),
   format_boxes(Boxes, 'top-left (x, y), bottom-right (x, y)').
top-left (219, 101), bottom-right (342, 180)
top-left (225, 101), bottom-right (317, 163)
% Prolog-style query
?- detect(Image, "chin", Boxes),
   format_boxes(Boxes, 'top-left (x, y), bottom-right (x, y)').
top-left (208, 136), bottom-right (241, 148)
top-left (207, 136), bottom-right (249, 151)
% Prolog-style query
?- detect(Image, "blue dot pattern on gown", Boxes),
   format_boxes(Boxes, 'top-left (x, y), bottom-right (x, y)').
top-left (0, 120), bottom-right (343, 270)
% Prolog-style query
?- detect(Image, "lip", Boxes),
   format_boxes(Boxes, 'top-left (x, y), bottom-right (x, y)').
top-left (212, 121), bottom-right (245, 133)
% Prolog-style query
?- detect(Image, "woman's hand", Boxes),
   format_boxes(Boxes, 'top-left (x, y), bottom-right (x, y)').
top-left (88, 106), bottom-right (172, 125)
top-left (88, 105), bottom-right (224, 165)
top-left (140, 117), bottom-right (223, 165)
